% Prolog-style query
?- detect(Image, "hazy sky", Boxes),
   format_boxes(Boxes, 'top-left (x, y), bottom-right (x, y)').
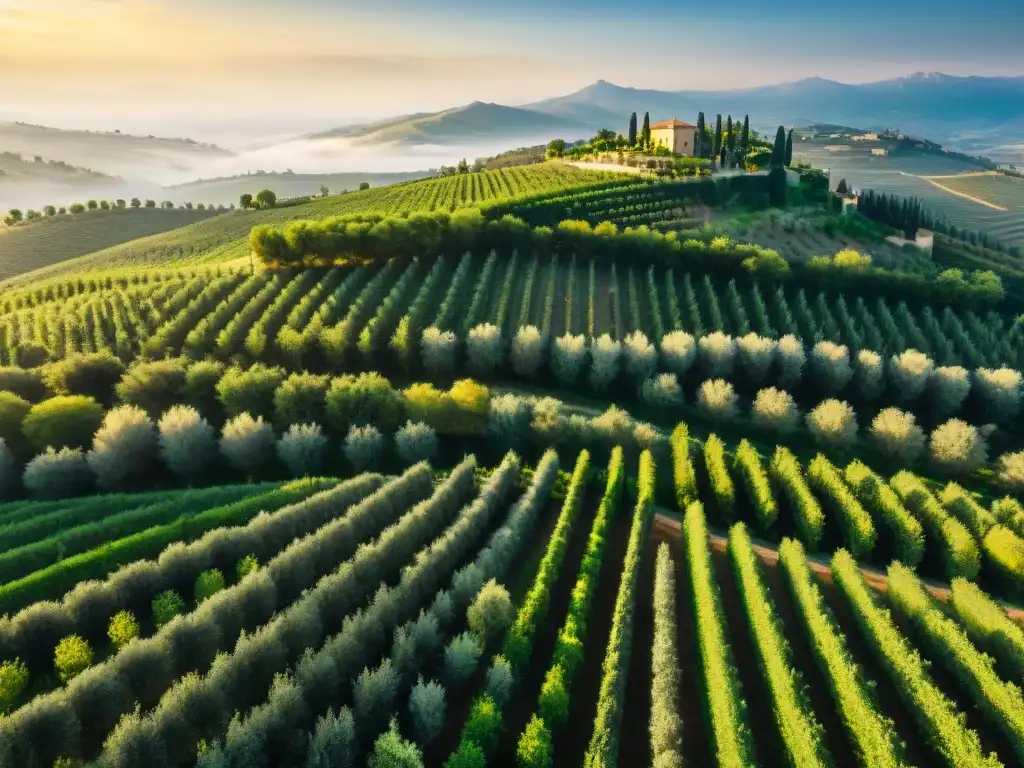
top-left (1, 0), bottom-right (1021, 136)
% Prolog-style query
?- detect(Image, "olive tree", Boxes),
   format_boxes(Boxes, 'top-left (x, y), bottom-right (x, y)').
top-left (354, 660), bottom-right (399, 738)
top-left (394, 421), bottom-right (438, 465)
top-left (623, 331), bottom-right (657, 381)
top-left (752, 387), bottom-right (799, 433)
top-left (512, 326), bottom-right (544, 378)
top-left (930, 366), bottom-right (971, 418)
top-left (869, 407), bottom-right (925, 462)
top-left (421, 327), bottom-right (458, 375)
top-left (888, 350), bottom-right (934, 403)
top-left (277, 423), bottom-right (328, 478)
top-left (974, 367), bottom-right (1023, 421)
top-left (219, 414), bottom-right (276, 475)
top-left (343, 424), bottom-right (384, 472)
top-left (443, 632), bottom-right (482, 691)
top-left (23, 447), bottom-right (92, 499)
top-left (551, 333), bottom-right (586, 385)
top-left (86, 405), bottom-right (158, 490)
top-left (854, 350), bottom-right (885, 402)
top-left (307, 707), bottom-right (356, 768)
top-left (466, 580), bottom-right (513, 646)
top-left (486, 655), bottom-right (514, 708)
top-left (641, 373), bottom-right (683, 408)
top-left (408, 677), bottom-right (446, 747)
top-left (466, 324), bottom-right (502, 376)
top-left (930, 419), bottom-right (988, 476)
top-left (810, 341), bottom-right (852, 395)
top-left (806, 399), bottom-right (858, 448)
top-left (736, 333), bottom-right (776, 384)
top-left (776, 334), bottom-right (805, 388)
top-left (486, 394), bottom-right (532, 451)
top-left (698, 332), bottom-right (736, 378)
top-left (696, 379), bottom-right (738, 420)
top-left (158, 405), bottom-right (216, 483)
top-left (660, 331), bottom-right (696, 378)
top-left (589, 334), bottom-right (621, 391)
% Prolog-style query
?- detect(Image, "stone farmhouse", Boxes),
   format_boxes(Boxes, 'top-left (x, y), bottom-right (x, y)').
top-left (650, 119), bottom-right (698, 156)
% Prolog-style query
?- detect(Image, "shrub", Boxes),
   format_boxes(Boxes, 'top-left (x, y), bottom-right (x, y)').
top-left (623, 331), bottom-right (657, 381)
top-left (776, 334), bottom-right (805, 388)
top-left (806, 399), bottom-right (857, 448)
top-left (152, 589), bottom-right (185, 628)
top-left (552, 334), bottom-right (587, 384)
top-left (752, 387), bottom-right (799, 433)
top-left (54, 634), bottom-right (93, 683)
top-left (810, 341), bottom-right (852, 395)
top-left (23, 447), bottom-right (92, 499)
top-left (703, 434), bottom-right (735, 521)
top-left (736, 333), bottom-right (776, 384)
top-left (307, 707), bottom-right (356, 768)
top-left (87, 405), bottom-right (158, 490)
top-left (697, 379), bottom-right (738, 420)
top-left (0, 391), bottom-right (31, 453)
top-left (116, 359), bottom-right (188, 417)
top-left (394, 421), bottom-right (438, 465)
top-left (22, 395), bottom-right (104, 451)
top-left (930, 366), bottom-right (971, 417)
top-left (997, 450), bottom-right (1024, 491)
top-left (182, 360), bottom-right (225, 421)
top-left (487, 394), bottom-right (532, 451)
top-left (343, 424), bottom-right (384, 471)
top-left (485, 655), bottom-right (513, 707)
top-left (698, 331), bottom-right (737, 378)
top-left (194, 568), bottom-right (225, 604)
top-left (355, 660), bottom-right (400, 738)
top-left (467, 323), bottom-right (503, 376)
top-left (517, 715), bottom-right (553, 768)
top-left (41, 351), bottom-right (125, 405)
top-left (512, 325), bottom-right (544, 377)
top-left (930, 419), bottom-right (988, 476)
top-left (974, 367), bottom-right (1023, 421)
top-left (854, 350), bottom-right (885, 402)
top-left (157, 405), bottom-right (216, 483)
top-left (325, 372), bottom-right (404, 434)
top-left (0, 659), bottom-right (28, 713)
top-left (216, 363), bottom-right (286, 420)
top-left (641, 373), bottom-right (683, 408)
top-left (421, 326), bottom-right (459, 374)
top-left (368, 718), bottom-right (423, 768)
top-left (467, 580), bottom-right (514, 646)
top-left (888, 350), bottom-right (934, 403)
top-left (869, 408), bottom-right (925, 462)
top-left (0, 366), bottom-right (47, 401)
top-left (236, 554), bottom-right (259, 580)
top-left (220, 414), bottom-right (276, 475)
top-left (589, 334), bottom-right (621, 391)
top-left (272, 372), bottom-right (330, 427)
top-left (463, 695), bottom-right (501, 755)
top-left (277, 423), bottom-right (328, 478)
top-left (107, 610), bottom-right (139, 650)
top-left (408, 677), bottom-right (446, 746)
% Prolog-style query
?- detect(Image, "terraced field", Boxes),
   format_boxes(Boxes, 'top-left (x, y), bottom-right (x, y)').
top-left (924, 172), bottom-right (1024, 212)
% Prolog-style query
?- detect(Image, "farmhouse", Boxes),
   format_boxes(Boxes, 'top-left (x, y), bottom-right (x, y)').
top-left (650, 119), bottom-right (698, 156)
top-left (871, 147), bottom-right (889, 157)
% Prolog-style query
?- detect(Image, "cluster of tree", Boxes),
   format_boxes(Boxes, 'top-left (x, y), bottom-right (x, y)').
top-left (856, 190), bottom-right (926, 240)
top-left (438, 159), bottom-right (471, 176)
top-left (472, 145), bottom-right (547, 170)
top-left (3, 199), bottom-right (228, 226)
top-left (238, 189), bottom-right (278, 210)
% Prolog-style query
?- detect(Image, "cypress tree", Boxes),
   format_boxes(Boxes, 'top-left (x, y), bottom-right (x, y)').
top-left (641, 112), bottom-right (651, 149)
top-left (771, 126), bottom-right (787, 168)
top-left (785, 128), bottom-right (794, 166)
top-left (695, 112), bottom-right (706, 157)
top-left (726, 115), bottom-right (734, 151)
top-left (740, 115), bottom-right (750, 159)
top-left (713, 114), bottom-right (723, 165)
top-left (628, 113), bottom-right (638, 147)
top-left (720, 144), bottom-right (727, 168)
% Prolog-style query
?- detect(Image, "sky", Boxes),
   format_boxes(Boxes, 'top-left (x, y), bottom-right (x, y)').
top-left (1, 0), bottom-right (1021, 138)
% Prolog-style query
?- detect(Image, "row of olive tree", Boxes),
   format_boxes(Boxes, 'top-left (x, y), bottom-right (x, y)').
top-left (4, 199), bottom-right (231, 225)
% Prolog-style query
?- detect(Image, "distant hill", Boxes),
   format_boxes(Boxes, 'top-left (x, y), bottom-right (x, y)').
top-left (165, 170), bottom-right (433, 203)
top-left (0, 152), bottom-right (115, 183)
top-left (0, 122), bottom-right (234, 179)
top-left (306, 102), bottom-right (589, 147)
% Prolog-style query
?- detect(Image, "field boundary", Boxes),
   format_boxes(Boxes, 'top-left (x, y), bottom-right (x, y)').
top-left (912, 172), bottom-right (1010, 211)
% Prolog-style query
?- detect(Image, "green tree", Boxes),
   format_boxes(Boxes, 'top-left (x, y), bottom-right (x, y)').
top-left (107, 610), bottom-right (139, 650)
top-left (69, 203), bottom-right (85, 214)
top-left (467, 580), bottom-right (514, 646)
top-left (236, 554), bottom-right (259, 580)
top-left (785, 128), bottom-right (794, 166)
top-left (359, 182), bottom-right (370, 191)
top-left (4, 209), bottom-right (23, 226)
top-left (516, 715), bottom-right (553, 768)
top-left (628, 112), bottom-right (638, 146)
top-left (255, 189), bottom-right (277, 208)
top-left (319, 185), bottom-right (330, 197)
top-left (695, 112), bottom-right (706, 157)
top-left (43, 205), bottom-right (56, 217)
top-left (152, 589), bottom-right (185, 628)
top-left (457, 158), bottom-right (469, 174)
top-left (99, 200), bottom-right (110, 210)
top-left (22, 395), bottom-right (104, 452)
top-left (195, 569), bottom-right (226, 604)
top-left (545, 139), bottom-right (566, 159)
top-left (130, 197), bottom-right (141, 208)
top-left (740, 115), bottom-right (750, 159)
top-left (55, 635), bottom-right (93, 683)
top-left (368, 719), bottom-right (423, 767)
top-left (726, 114), bottom-right (735, 154)
top-left (771, 126), bottom-right (787, 168)
top-left (641, 112), bottom-right (651, 148)
top-left (145, 199), bottom-right (156, 208)
top-left (240, 193), bottom-right (253, 209)
top-left (0, 392), bottom-right (31, 455)
top-left (0, 659), bottom-right (28, 713)
top-left (836, 178), bottom-right (849, 194)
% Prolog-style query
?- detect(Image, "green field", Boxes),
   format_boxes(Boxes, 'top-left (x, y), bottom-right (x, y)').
top-left (927, 172), bottom-right (1024, 211)
top-left (0, 158), bottom-right (1023, 768)
top-left (0, 208), bottom-right (220, 283)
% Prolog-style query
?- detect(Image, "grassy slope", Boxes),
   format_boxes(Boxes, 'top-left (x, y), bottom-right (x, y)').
top-left (2, 164), bottom-right (609, 285)
top-left (0, 208), bottom-right (221, 282)
top-left (926, 172), bottom-right (1024, 211)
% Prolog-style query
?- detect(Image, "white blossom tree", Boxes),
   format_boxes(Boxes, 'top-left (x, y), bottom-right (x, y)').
top-left (854, 350), bottom-right (885, 402)
top-left (810, 341), bottom-right (853, 395)
top-left (751, 387), bottom-right (799, 433)
top-left (623, 330), bottom-right (657, 381)
top-left (344, 424), bottom-right (384, 472)
top-left (974, 367), bottom-right (1023, 421)
top-left (806, 399), bottom-right (858, 448)
top-left (869, 407), bottom-right (925, 462)
top-left (394, 421), bottom-right (438, 465)
top-left (511, 325), bottom-right (544, 378)
top-left (776, 334), bottom-right (806, 389)
top-left (641, 373), bottom-right (683, 408)
top-left (420, 327), bottom-right (458, 375)
top-left (220, 414), bottom-right (276, 476)
top-left (736, 333), bottom-right (776, 385)
top-left (930, 366), bottom-right (971, 418)
top-left (23, 447), bottom-right (92, 499)
top-left (930, 419), bottom-right (988, 476)
top-left (888, 349), bottom-right (934, 403)
top-left (466, 323), bottom-right (502, 376)
top-left (87, 405), bottom-right (157, 490)
top-left (552, 333), bottom-right (587, 385)
top-left (589, 334), bottom-right (621, 391)
top-left (659, 331), bottom-right (696, 378)
top-left (277, 423), bottom-right (328, 478)
top-left (158, 405), bottom-right (216, 483)
top-left (698, 332), bottom-right (737, 378)
top-left (996, 450), bottom-right (1024, 490)
top-left (696, 379), bottom-right (739, 420)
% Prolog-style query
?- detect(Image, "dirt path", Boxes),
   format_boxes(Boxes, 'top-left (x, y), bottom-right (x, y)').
top-left (653, 510), bottom-right (1024, 620)
top-left (904, 171), bottom-right (1009, 211)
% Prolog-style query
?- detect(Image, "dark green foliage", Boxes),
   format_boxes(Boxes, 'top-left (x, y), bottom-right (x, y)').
top-left (115, 358), bottom-right (188, 417)
top-left (0, 392), bottom-right (31, 454)
top-left (181, 360), bottom-right (225, 422)
top-left (0, 367), bottom-right (48, 402)
top-left (22, 396), bottom-right (104, 451)
top-left (325, 372), bottom-right (404, 434)
top-left (444, 739), bottom-right (486, 768)
top-left (628, 113), bottom-right (638, 147)
top-left (41, 351), bottom-right (125, 406)
top-left (152, 589), bottom-right (185, 628)
top-left (273, 372), bottom-right (330, 427)
top-left (641, 112), bottom-right (651, 148)
top-left (463, 695), bottom-right (501, 755)
top-left (194, 569), bottom-right (225, 604)
top-left (771, 126), bottom-right (787, 168)
top-left (785, 129), bottom-right (794, 166)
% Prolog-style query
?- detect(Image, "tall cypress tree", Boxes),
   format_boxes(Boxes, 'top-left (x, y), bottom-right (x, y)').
top-left (740, 115), bottom-right (750, 159)
top-left (726, 115), bottom-right (734, 150)
top-left (713, 114), bottom-right (723, 164)
top-left (696, 112), bottom-right (706, 157)
top-left (641, 112), bottom-right (651, 149)
top-left (628, 113), bottom-right (638, 147)
top-left (785, 128), bottom-right (794, 166)
top-left (771, 126), bottom-right (787, 168)
top-left (720, 144), bottom-right (727, 168)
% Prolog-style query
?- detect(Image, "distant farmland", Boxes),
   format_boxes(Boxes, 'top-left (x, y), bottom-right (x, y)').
top-left (923, 172), bottom-right (1024, 212)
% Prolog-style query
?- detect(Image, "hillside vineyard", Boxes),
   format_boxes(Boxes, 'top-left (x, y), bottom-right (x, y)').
top-left (1, 163), bottom-right (1024, 767)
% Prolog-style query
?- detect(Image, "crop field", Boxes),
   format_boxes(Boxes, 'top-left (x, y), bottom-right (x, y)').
top-left (0, 164), bottom-right (623, 286)
top-left (0, 208), bottom-right (220, 283)
top-left (2, 160), bottom-right (1024, 767)
top-left (924, 172), bottom-right (1024, 212)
